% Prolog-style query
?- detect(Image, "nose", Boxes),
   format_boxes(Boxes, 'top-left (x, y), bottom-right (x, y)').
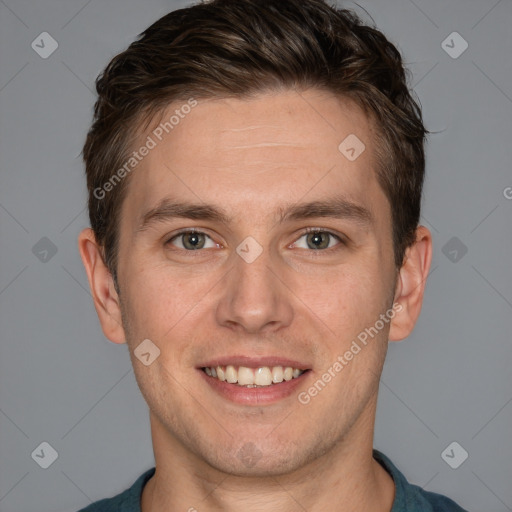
top-left (215, 243), bottom-right (294, 334)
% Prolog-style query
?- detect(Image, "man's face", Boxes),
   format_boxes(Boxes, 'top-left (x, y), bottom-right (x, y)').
top-left (115, 89), bottom-right (398, 475)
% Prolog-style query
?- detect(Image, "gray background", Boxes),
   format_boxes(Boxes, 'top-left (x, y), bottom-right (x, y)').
top-left (0, 0), bottom-right (511, 510)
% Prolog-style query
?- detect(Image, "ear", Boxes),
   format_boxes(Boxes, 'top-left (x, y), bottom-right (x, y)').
top-left (78, 228), bottom-right (126, 344)
top-left (388, 226), bottom-right (433, 342)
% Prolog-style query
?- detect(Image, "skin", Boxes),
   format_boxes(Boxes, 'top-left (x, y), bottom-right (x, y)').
top-left (79, 88), bottom-right (432, 512)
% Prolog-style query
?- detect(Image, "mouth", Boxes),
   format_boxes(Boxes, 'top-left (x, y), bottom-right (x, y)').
top-left (201, 364), bottom-right (308, 387)
top-left (197, 358), bottom-right (311, 405)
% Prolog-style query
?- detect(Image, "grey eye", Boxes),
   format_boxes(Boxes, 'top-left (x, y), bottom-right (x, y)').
top-left (169, 231), bottom-right (216, 250)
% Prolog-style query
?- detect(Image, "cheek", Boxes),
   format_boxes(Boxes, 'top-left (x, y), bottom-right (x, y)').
top-left (120, 264), bottom-right (217, 367)
top-left (305, 263), bottom-right (390, 338)
top-left (124, 261), bottom-right (201, 322)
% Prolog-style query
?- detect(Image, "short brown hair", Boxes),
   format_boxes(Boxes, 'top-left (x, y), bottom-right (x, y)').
top-left (83, 0), bottom-right (427, 288)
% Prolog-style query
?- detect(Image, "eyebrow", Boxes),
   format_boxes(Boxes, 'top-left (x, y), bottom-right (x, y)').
top-left (136, 194), bottom-right (374, 233)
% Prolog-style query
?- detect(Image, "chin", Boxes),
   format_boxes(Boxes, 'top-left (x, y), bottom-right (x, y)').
top-left (200, 435), bottom-right (316, 478)
top-left (212, 451), bottom-right (300, 478)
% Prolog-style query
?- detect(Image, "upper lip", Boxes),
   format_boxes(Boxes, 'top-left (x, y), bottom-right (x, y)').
top-left (197, 356), bottom-right (310, 370)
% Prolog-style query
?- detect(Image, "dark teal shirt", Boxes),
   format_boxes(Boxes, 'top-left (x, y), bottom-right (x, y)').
top-left (77, 450), bottom-right (468, 511)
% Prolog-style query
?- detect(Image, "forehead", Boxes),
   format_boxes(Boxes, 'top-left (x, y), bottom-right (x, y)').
top-left (121, 89), bottom-right (387, 227)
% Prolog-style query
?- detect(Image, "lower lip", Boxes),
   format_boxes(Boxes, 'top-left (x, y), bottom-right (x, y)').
top-left (198, 369), bottom-right (310, 405)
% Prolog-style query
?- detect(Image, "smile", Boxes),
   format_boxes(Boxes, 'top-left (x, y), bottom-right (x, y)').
top-left (202, 365), bottom-right (306, 387)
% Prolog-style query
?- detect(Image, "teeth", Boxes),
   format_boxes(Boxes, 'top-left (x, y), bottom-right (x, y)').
top-left (225, 365), bottom-right (237, 384)
top-left (254, 367), bottom-right (272, 386)
top-left (238, 366), bottom-right (254, 386)
top-left (272, 366), bottom-right (284, 383)
top-left (203, 365), bottom-right (306, 386)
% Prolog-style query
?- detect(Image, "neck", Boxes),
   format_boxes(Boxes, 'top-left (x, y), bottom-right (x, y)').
top-left (141, 404), bottom-right (395, 512)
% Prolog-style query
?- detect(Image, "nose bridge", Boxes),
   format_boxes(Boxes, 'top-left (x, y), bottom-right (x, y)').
top-left (235, 240), bottom-right (276, 293)
top-left (215, 237), bottom-right (293, 333)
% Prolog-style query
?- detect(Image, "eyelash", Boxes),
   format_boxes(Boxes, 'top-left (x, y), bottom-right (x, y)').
top-left (165, 227), bottom-right (345, 255)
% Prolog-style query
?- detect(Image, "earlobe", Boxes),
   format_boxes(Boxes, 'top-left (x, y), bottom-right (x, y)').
top-left (388, 226), bottom-right (433, 342)
top-left (77, 228), bottom-right (126, 344)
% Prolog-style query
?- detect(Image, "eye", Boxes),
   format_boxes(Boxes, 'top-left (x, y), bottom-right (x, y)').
top-left (165, 228), bottom-right (344, 253)
top-left (166, 229), bottom-right (218, 251)
top-left (292, 229), bottom-right (343, 251)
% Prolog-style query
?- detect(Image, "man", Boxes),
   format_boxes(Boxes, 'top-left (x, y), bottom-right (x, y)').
top-left (77, 0), bottom-right (467, 510)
